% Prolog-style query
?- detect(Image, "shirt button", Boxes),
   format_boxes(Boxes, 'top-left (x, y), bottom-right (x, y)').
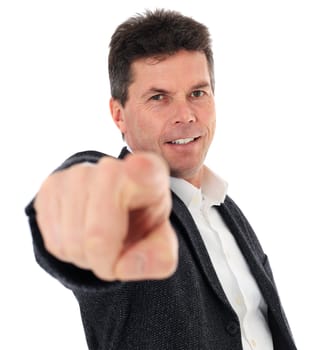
top-left (225, 321), bottom-right (240, 336)
top-left (235, 296), bottom-right (244, 307)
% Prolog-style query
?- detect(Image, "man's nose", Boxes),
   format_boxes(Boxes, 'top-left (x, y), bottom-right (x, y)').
top-left (172, 100), bottom-right (196, 124)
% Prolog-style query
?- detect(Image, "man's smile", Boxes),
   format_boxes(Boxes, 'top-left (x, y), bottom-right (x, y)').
top-left (168, 137), bottom-right (199, 145)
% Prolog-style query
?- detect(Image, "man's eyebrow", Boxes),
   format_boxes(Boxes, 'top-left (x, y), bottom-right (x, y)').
top-left (141, 81), bottom-right (212, 99)
top-left (141, 87), bottom-right (170, 98)
top-left (191, 81), bottom-right (211, 90)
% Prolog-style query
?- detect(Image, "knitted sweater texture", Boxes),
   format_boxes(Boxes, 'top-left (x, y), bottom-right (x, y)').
top-left (25, 148), bottom-right (297, 350)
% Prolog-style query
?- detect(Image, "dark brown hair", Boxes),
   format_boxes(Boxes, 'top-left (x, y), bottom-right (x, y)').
top-left (108, 9), bottom-right (214, 106)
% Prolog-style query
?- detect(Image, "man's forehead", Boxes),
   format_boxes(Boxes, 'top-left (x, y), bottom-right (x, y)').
top-left (133, 50), bottom-right (207, 66)
top-left (130, 51), bottom-right (210, 84)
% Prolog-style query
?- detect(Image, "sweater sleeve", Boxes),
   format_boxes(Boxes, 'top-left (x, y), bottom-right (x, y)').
top-left (25, 150), bottom-right (123, 293)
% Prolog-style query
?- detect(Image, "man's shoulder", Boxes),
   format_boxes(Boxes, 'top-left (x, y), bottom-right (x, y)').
top-left (56, 147), bottom-right (130, 171)
top-left (66, 150), bottom-right (108, 163)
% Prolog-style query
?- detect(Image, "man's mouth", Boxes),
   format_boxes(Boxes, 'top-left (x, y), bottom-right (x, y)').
top-left (168, 137), bottom-right (200, 145)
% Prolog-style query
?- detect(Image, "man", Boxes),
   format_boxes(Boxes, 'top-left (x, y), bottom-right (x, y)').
top-left (25, 9), bottom-right (297, 350)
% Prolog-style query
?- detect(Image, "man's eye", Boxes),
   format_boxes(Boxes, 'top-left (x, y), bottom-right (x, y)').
top-left (150, 94), bottom-right (164, 101)
top-left (191, 90), bottom-right (205, 98)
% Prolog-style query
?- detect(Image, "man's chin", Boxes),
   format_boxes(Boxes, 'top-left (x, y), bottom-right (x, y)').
top-left (169, 163), bottom-right (203, 182)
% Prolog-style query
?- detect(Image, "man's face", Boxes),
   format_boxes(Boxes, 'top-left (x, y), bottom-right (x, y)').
top-left (110, 50), bottom-right (216, 186)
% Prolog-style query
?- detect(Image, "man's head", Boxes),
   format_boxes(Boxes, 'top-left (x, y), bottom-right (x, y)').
top-left (109, 9), bottom-right (214, 107)
top-left (109, 10), bottom-right (216, 187)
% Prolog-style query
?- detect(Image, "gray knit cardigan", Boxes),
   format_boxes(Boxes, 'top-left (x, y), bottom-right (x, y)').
top-left (25, 148), bottom-right (297, 350)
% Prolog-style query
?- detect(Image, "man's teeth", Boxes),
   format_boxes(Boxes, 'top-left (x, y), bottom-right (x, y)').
top-left (170, 137), bottom-right (195, 145)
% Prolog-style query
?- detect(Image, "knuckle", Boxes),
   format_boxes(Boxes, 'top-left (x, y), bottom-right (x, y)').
top-left (44, 238), bottom-right (66, 261)
top-left (83, 225), bottom-right (111, 259)
top-left (62, 242), bottom-right (84, 263)
top-left (84, 222), bottom-right (107, 241)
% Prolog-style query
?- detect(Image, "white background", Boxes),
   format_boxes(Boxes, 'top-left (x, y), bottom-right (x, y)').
top-left (1, 0), bottom-right (317, 349)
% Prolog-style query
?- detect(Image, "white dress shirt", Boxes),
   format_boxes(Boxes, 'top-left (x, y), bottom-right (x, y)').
top-left (170, 166), bottom-right (273, 350)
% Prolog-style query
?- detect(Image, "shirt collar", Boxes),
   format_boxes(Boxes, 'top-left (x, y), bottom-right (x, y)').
top-left (170, 165), bottom-right (228, 208)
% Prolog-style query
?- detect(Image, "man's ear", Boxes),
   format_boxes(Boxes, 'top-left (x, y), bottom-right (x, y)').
top-left (110, 98), bottom-right (127, 134)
